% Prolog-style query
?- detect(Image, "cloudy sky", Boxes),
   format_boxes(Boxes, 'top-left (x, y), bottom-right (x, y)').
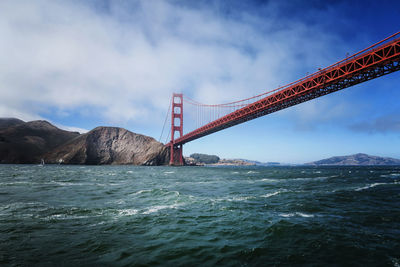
top-left (1, 0), bottom-right (400, 163)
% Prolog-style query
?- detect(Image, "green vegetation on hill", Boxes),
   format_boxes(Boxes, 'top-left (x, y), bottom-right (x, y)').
top-left (190, 153), bottom-right (220, 164)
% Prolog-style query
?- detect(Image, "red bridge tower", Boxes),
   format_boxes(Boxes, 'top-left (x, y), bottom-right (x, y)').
top-left (169, 93), bottom-right (183, 165)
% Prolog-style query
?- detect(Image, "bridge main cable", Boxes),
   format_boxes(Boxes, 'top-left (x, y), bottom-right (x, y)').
top-left (171, 31), bottom-right (400, 146)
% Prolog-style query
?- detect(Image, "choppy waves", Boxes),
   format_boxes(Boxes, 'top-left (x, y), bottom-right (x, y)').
top-left (1, 165), bottom-right (400, 266)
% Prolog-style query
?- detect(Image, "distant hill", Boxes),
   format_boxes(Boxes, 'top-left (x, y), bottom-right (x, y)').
top-left (0, 120), bottom-right (80, 164)
top-left (190, 153), bottom-right (220, 164)
top-left (0, 118), bottom-right (25, 129)
top-left (185, 153), bottom-right (281, 166)
top-left (0, 118), bottom-right (169, 165)
top-left (238, 159), bottom-right (281, 166)
top-left (307, 153), bottom-right (400, 166)
top-left (212, 158), bottom-right (255, 166)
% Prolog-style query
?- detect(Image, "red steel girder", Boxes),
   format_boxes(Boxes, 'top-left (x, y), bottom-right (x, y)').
top-left (172, 33), bottom-right (400, 146)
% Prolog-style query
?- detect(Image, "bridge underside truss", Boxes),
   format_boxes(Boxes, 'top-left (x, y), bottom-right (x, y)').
top-left (173, 34), bottom-right (400, 146)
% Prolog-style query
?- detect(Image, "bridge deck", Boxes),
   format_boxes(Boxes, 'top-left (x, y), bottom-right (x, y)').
top-left (170, 33), bottom-right (400, 146)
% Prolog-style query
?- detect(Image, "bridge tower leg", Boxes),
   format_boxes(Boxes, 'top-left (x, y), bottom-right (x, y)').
top-left (170, 93), bottom-right (184, 165)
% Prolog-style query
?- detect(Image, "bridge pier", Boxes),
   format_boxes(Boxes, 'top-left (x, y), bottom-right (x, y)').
top-left (169, 93), bottom-right (184, 165)
top-left (169, 143), bottom-right (183, 166)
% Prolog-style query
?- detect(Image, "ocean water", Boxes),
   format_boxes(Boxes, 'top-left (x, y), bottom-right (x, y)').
top-left (1, 165), bottom-right (400, 266)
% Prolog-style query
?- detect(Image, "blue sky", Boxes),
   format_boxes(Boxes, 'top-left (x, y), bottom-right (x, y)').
top-left (0, 0), bottom-right (399, 163)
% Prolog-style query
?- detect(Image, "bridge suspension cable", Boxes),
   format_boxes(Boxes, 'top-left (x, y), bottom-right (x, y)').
top-left (166, 31), bottom-right (400, 164)
top-left (174, 31), bottom-right (400, 147)
top-left (183, 31), bottom-right (400, 110)
top-left (159, 96), bottom-right (171, 143)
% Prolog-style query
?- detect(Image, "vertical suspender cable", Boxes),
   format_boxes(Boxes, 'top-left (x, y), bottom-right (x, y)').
top-left (159, 96), bottom-right (172, 143)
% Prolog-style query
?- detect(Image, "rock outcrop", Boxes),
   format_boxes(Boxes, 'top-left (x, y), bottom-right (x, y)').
top-left (0, 120), bottom-right (80, 164)
top-left (44, 126), bottom-right (169, 165)
top-left (0, 118), bottom-right (169, 165)
top-left (307, 153), bottom-right (400, 166)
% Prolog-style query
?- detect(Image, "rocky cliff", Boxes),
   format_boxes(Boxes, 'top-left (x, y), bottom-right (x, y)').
top-left (307, 153), bottom-right (400, 166)
top-left (44, 127), bottom-right (169, 165)
top-left (0, 118), bottom-right (169, 165)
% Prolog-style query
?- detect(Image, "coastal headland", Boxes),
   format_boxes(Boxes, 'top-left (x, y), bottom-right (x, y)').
top-left (1, 118), bottom-right (400, 166)
top-left (0, 118), bottom-right (169, 165)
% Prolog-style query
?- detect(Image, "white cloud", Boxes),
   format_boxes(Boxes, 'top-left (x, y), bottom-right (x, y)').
top-left (276, 95), bottom-right (359, 131)
top-left (350, 113), bottom-right (400, 134)
top-left (0, 0), bottom-right (348, 128)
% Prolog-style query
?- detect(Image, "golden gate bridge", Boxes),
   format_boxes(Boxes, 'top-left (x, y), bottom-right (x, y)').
top-left (159, 32), bottom-right (400, 165)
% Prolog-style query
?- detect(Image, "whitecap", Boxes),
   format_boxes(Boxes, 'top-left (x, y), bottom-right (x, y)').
top-left (0, 181), bottom-right (31, 186)
top-left (164, 171), bottom-right (175, 174)
top-left (355, 182), bottom-right (387, 191)
top-left (228, 196), bottom-right (255, 201)
top-left (46, 214), bottom-right (64, 219)
top-left (114, 199), bottom-right (126, 205)
top-left (88, 221), bottom-right (106, 227)
top-left (280, 213), bottom-right (294, 217)
top-left (130, 189), bottom-right (151, 196)
top-left (259, 178), bottom-right (280, 182)
top-left (44, 214), bottom-right (93, 221)
top-left (118, 209), bottom-right (139, 216)
top-left (212, 196), bottom-right (254, 202)
top-left (296, 212), bottom-right (314, 218)
top-left (142, 204), bottom-right (180, 214)
top-left (195, 181), bottom-right (214, 184)
top-left (171, 191), bottom-right (180, 196)
top-left (247, 171), bottom-right (259, 174)
top-left (261, 191), bottom-right (282, 198)
top-left (127, 171), bottom-right (133, 174)
top-left (391, 257), bottom-right (400, 267)
top-left (280, 212), bottom-right (314, 218)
